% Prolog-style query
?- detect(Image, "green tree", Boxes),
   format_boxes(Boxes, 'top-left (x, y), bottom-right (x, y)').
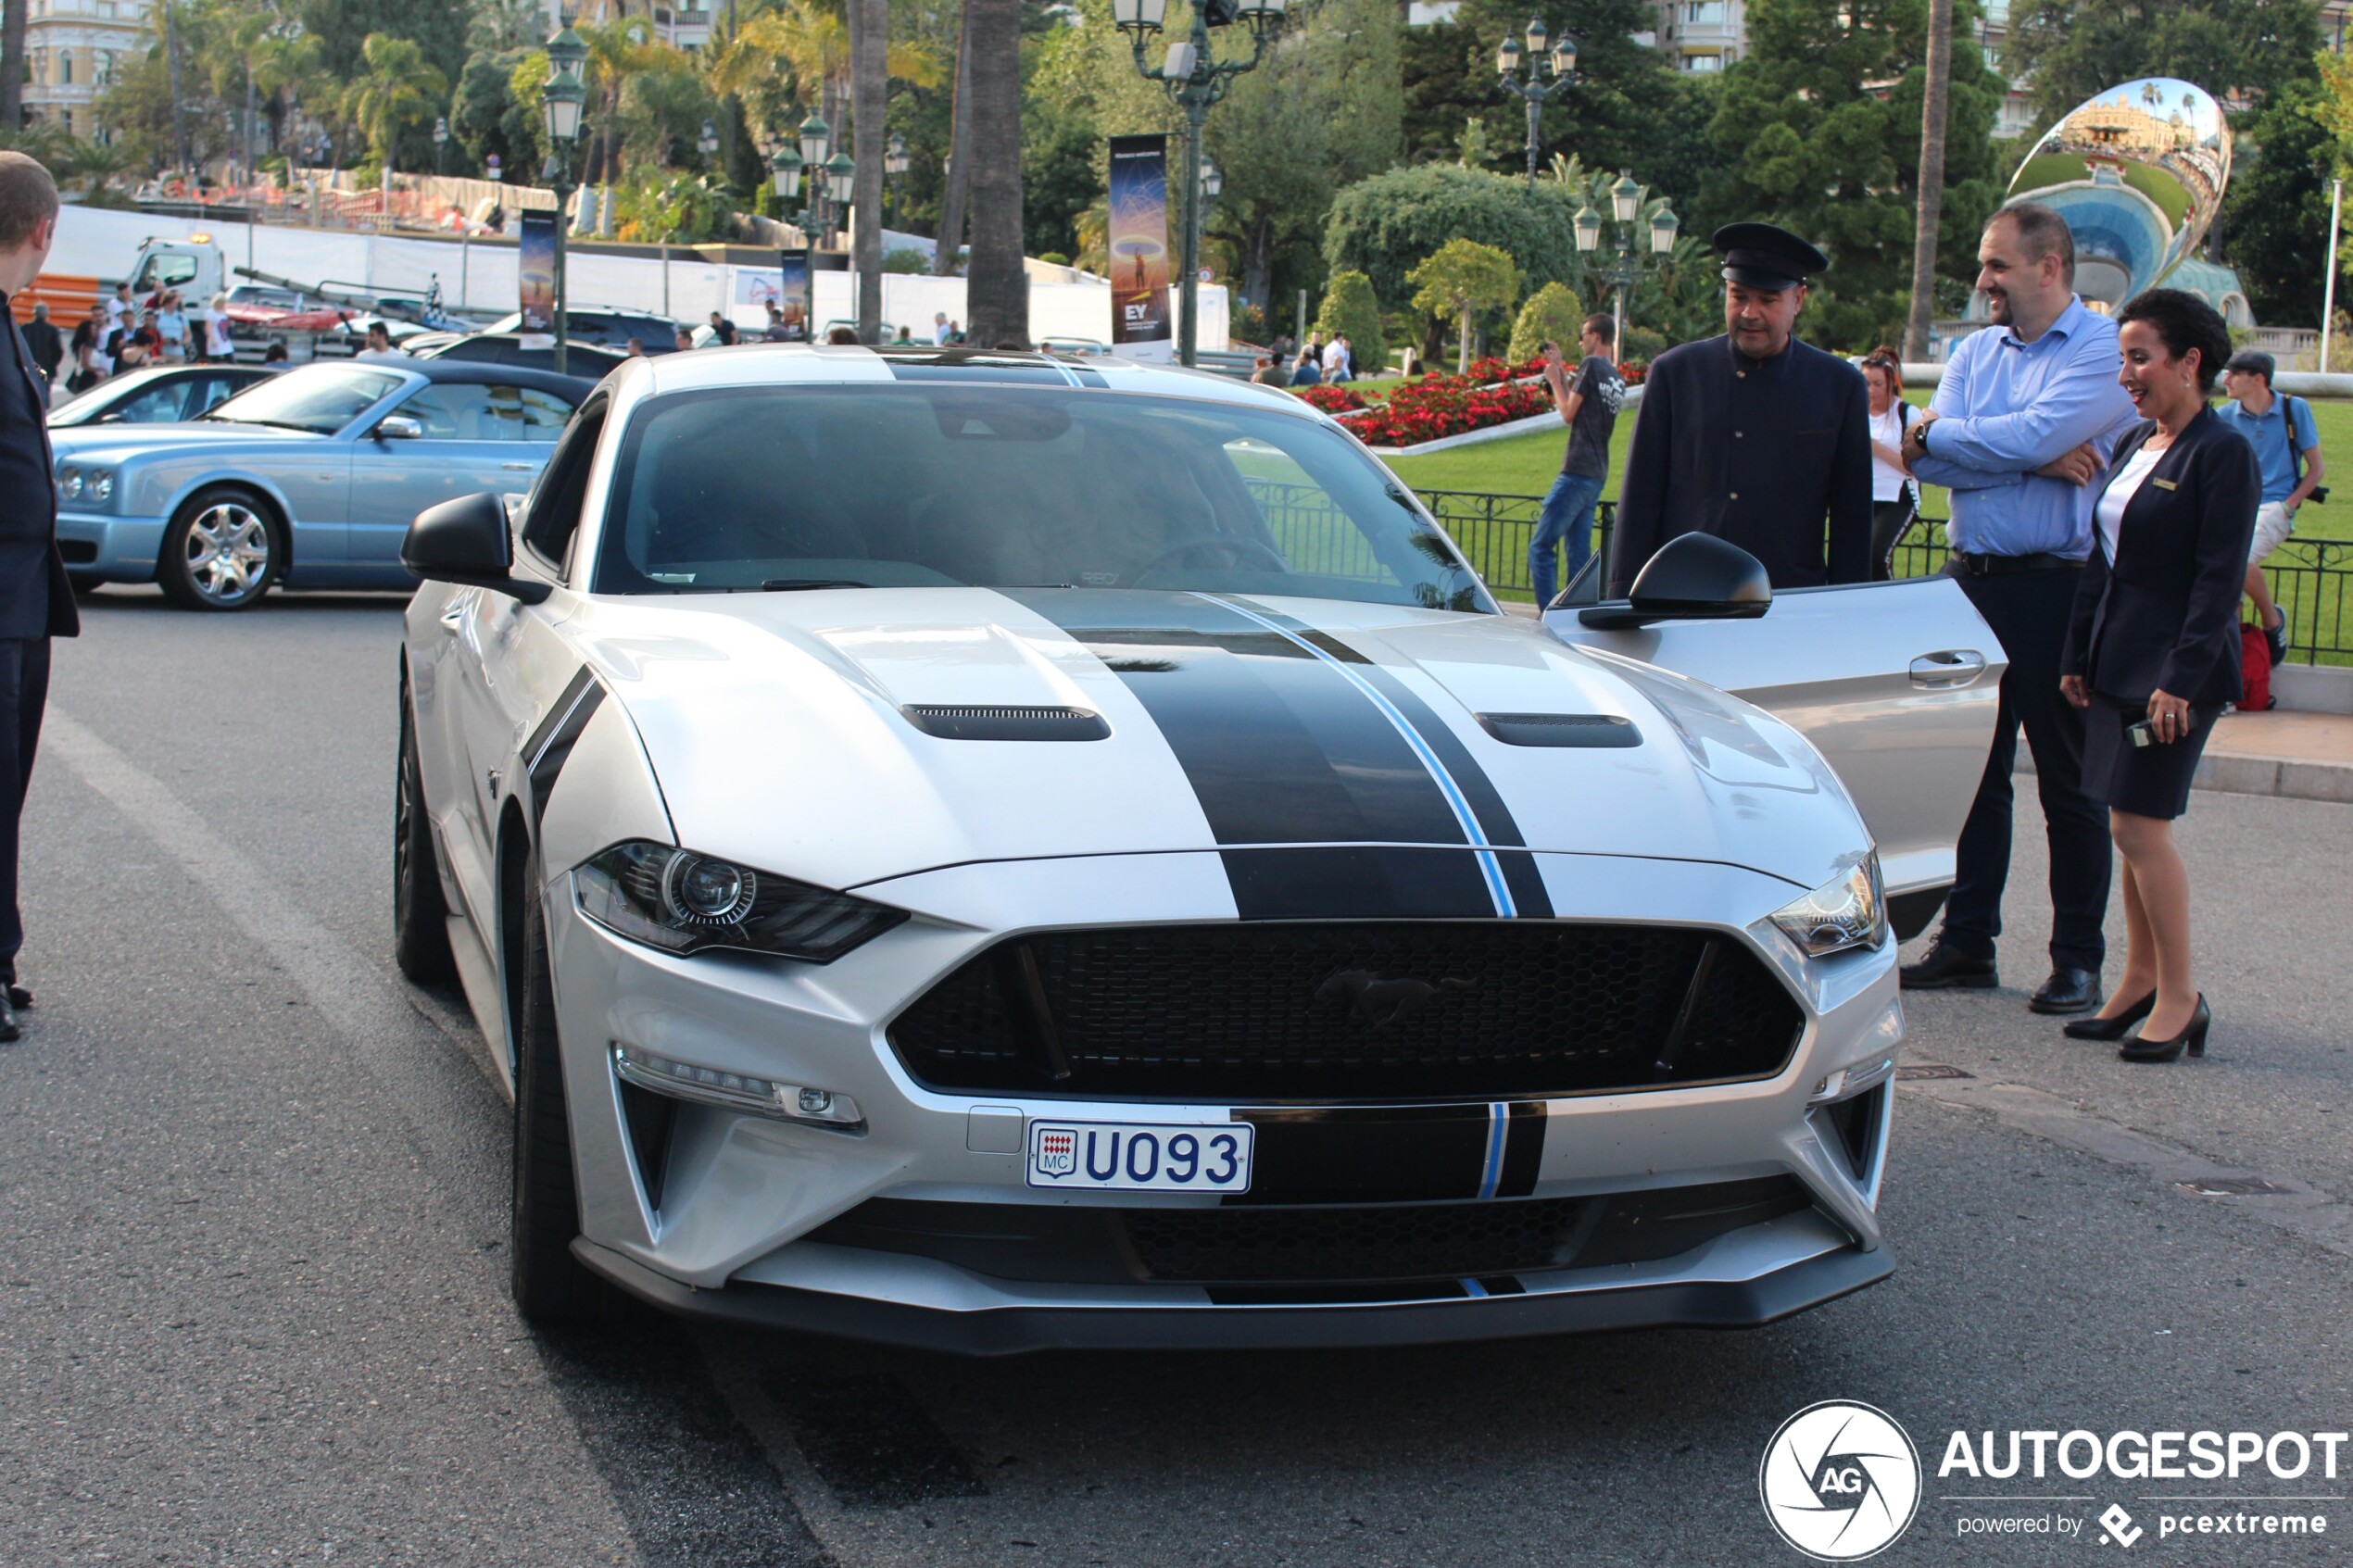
top-left (452, 47), bottom-right (532, 175)
top-left (1408, 237), bottom-right (1520, 370)
top-left (343, 31), bottom-right (448, 173)
top-left (299, 0), bottom-right (471, 96)
top-left (2222, 78), bottom-right (2334, 329)
top-left (1325, 161), bottom-right (1581, 328)
top-left (2006, 0), bottom-right (2322, 126)
top-left (1506, 280), bottom-right (1583, 362)
top-left (1315, 270), bottom-right (1388, 376)
top-left (1704, 0), bottom-right (2007, 350)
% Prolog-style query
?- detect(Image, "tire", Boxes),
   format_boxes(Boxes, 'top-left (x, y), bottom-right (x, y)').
top-left (509, 850), bottom-right (603, 1323)
top-left (393, 682), bottom-right (456, 983)
top-left (158, 486), bottom-right (283, 610)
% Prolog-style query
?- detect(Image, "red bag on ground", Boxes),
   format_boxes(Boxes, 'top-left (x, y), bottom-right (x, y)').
top-left (2240, 622), bottom-right (2273, 712)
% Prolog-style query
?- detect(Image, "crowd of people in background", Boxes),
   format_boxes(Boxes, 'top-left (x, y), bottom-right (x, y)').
top-left (28, 279), bottom-right (243, 398)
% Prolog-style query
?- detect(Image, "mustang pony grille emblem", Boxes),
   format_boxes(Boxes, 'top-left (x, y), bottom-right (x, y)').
top-left (1315, 968), bottom-right (1476, 1032)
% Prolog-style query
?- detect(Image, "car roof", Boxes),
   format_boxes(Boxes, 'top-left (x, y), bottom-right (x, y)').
top-left (630, 343), bottom-right (1307, 415)
top-left (373, 357), bottom-right (596, 399)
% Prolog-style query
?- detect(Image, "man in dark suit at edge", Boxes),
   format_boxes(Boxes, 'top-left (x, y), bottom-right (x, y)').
top-left (1609, 222), bottom-right (1873, 593)
top-left (0, 151), bottom-right (80, 1041)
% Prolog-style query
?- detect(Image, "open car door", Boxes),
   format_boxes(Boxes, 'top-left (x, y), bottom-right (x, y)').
top-left (1545, 572), bottom-right (2005, 940)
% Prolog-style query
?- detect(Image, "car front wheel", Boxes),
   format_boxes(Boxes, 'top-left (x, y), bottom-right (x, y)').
top-left (510, 852), bottom-right (604, 1323)
top-left (159, 487), bottom-right (282, 610)
top-left (393, 680), bottom-right (456, 983)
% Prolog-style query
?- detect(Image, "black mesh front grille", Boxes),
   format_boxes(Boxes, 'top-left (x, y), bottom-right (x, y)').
top-left (1122, 1198), bottom-right (1584, 1283)
top-left (887, 922), bottom-right (1803, 1100)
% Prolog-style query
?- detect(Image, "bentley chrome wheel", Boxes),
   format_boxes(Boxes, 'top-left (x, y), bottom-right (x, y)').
top-left (182, 501), bottom-right (273, 607)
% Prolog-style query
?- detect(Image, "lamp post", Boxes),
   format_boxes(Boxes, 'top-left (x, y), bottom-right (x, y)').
top-left (698, 118), bottom-right (720, 161)
top-left (1573, 170), bottom-right (1678, 365)
top-left (1114, 0), bottom-right (1288, 368)
top-left (1495, 17), bottom-right (1578, 192)
top-left (541, 25), bottom-right (588, 376)
top-left (433, 116), bottom-right (448, 177)
top-left (885, 131), bottom-right (909, 233)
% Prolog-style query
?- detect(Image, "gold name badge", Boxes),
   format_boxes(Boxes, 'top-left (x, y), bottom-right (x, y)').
top-left (2151, 478), bottom-right (2178, 491)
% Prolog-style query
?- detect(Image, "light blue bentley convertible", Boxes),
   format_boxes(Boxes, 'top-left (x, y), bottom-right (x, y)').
top-left (52, 359), bottom-right (593, 610)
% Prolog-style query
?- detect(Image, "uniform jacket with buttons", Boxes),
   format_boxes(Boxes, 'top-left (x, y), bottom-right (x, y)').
top-left (2063, 408), bottom-right (2258, 709)
top-left (1609, 332), bottom-right (1874, 593)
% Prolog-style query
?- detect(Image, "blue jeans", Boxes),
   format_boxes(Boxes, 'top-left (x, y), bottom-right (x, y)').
top-left (1530, 471), bottom-right (1604, 607)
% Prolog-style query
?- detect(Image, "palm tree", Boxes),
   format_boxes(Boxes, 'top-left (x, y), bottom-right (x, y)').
top-left (343, 32), bottom-right (448, 172)
top-left (963, 0), bottom-right (1023, 345)
top-left (849, 0), bottom-right (887, 338)
top-left (1, 0), bottom-right (25, 132)
top-left (933, 0), bottom-right (974, 276)
top-left (1906, 0), bottom-right (1954, 360)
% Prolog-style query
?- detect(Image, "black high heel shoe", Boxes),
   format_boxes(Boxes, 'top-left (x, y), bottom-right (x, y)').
top-left (2120, 995), bottom-right (2209, 1064)
top-left (2064, 989), bottom-right (2156, 1041)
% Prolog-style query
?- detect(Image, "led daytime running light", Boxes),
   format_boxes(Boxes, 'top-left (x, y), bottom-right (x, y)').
top-left (611, 1043), bottom-right (863, 1129)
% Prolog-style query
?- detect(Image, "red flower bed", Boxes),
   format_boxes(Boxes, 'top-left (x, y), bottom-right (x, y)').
top-left (1336, 364), bottom-right (1553, 447)
top-left (1297, 383), bottom-right (1367, 414)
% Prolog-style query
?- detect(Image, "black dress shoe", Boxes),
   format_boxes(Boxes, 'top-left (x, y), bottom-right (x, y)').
top-left (2120, 995), bottom-right (2210, 1063)
top-left (7, 984), bottom-right (30, 1010)
top-left (0, 990), bottom-right (19, 1044)
top-left (2063, 989), bottom-right (2155, 1040)
top-left (2029, 968), bottom-right (2102, 1014)
top-left (1899, 940), bottom-right (1997, 990)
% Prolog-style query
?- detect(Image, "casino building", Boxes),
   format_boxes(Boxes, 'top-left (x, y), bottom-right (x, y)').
top-left (19, 0), bottom-right (147, 141)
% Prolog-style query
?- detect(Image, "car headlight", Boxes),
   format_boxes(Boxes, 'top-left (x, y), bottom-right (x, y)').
top-left (573, 840), bottom-right (907, 961)
top-left (56, 466), bottom-right (81, 502)
top-left (1769, 854), bottom-right (1886, 960)
top-left (87, 469), bottom-right (113, 504)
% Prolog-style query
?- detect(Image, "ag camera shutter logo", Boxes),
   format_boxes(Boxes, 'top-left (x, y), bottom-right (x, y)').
top-left (1759, 1400), bottom-right (1922, 1560)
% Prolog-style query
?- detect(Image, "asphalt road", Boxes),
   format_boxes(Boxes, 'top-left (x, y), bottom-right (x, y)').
top-left (2, 589), bottom-right (2348, 1568)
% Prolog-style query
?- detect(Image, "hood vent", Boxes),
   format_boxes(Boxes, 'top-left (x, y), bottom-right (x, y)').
top-left (1476, 712), bottom-right (1641, 748)
top-left (901, 704), bottom-right (1111, 741)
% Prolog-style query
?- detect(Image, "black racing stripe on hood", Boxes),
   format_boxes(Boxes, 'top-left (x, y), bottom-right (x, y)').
top-left (1221, 847), bottom-right (1495, 921)
top-left (524, 665), bottom-right (603, 828)
top-left (1225, 598), bottom-right (1554, 919)
top-left (1011, 589), bottom-right (1469, 851)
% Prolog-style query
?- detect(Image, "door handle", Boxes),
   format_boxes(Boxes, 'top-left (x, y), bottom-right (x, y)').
top-left (1910, 649), bottom-right (1987, 689)
top-left (438, 599), bottom-right (469, 633)
top-left (500, 461), bottom-right (536, 470)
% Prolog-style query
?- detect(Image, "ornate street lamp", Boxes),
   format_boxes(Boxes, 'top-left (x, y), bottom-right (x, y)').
top-left (1496, 16), bottom-right (1579, 191)
top-left (1117, 0), bottom-right (1287, 366)
top-left (1576, 171), bottom-right (1679, 363)
top-left (541, 24), bottom-right (589, 376)
top-left (698, 119), bottom-right (719, 158)
top-left (432, 116), bottom-right (448, 177)
top-left (885, 131), bottom-right (909, 230)
top-left (771, 144), bottom-right (803, 202)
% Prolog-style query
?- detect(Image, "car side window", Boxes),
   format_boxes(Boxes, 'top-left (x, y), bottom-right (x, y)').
top-left (522, 400), bottom-right (604, 574)
top-left (393, 382), bottom-right (566, 442)
top-left (193, 376), bottom-right (241, 415)
top-left (107, 383), bottom-right (190, 423)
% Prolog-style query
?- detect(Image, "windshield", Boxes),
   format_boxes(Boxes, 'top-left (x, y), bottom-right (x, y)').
top-left (202, 364), bottom-right (406, 434)
top-left (590, 384), bottom-right (1486, 610)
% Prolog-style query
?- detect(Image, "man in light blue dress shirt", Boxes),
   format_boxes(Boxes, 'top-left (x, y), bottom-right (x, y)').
top-left (1896, 203), bottom-right (2139, 1015)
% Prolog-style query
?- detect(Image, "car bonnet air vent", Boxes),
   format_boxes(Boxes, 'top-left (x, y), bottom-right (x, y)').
top-left (901, 704), bottom-right (1111, 741)
top-left (1475, 712), bottom-right (1641, 748)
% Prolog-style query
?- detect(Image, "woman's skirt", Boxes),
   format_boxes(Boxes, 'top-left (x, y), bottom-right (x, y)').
top-left (2081, 690), bottom-right (2221, 821)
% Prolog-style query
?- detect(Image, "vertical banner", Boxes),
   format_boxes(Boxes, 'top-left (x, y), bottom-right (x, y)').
top-left (1108, 134), bottom-right (1173, 361)
top-left (517, 209), bottom-right (556, 343)
top-left (776, 250), bottom-right (811, 341)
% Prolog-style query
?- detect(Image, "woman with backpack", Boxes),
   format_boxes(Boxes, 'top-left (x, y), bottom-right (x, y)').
top-left (1861, 347), bottom-right (1919, 580)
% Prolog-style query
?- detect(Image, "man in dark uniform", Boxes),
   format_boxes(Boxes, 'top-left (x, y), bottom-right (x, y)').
top-left (0, 152), bottom-right (79, 1042)
top-left (1610, 223), bottom-right (1872, 593)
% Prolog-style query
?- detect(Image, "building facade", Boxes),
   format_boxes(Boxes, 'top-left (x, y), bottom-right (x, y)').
top-left (22, 0), bottom-right (148, 140)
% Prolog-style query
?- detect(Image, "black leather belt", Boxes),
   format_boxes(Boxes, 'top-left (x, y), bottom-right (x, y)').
top-left (1944, 550), bottom-right (2079, 577)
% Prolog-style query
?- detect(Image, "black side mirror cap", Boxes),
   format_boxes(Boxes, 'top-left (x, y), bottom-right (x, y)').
top-left (1578, 533), bottom-right (1771, 629)
top-left (402, 491), bottom-right (553, 604)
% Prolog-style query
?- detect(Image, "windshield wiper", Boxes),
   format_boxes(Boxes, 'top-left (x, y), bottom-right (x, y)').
top-left (759, 578), bottom-right (871, 591)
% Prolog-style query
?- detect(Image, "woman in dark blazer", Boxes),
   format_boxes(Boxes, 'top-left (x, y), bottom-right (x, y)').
top-left (2059, 289), bottom-right (2257, 1064)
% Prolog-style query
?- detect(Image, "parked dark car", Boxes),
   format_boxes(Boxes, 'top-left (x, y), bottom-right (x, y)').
top-left (476, 308), bottom-right (681, 352)
top-left (410, 332), bottom-right (630, 377)
top-left (48, 364), bottom-right (277, 429)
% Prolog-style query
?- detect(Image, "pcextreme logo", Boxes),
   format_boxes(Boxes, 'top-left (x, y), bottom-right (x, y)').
top-left (1759, 1400), bottom-right (1924, 1561)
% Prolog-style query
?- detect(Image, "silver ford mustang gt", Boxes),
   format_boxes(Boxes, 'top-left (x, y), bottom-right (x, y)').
top-left (396, 345), bottom-right (2003, 1353)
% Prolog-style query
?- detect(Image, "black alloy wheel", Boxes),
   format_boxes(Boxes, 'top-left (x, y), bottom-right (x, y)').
top-left (509, 850), bottom-right (605, 1323)
top-left (393, 681), bottom-right (456, 983)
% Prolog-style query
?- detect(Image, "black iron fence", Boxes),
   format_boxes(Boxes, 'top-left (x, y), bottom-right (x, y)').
top-left (1411, 489), bottom-right (2353, 666)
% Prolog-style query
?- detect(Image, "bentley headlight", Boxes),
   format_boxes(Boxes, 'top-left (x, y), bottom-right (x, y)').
top-left (86, 469), bottom-right (114, 505)
top-left (574, 840), bottom-right (906, 961)
top-left (57, 466), bottom-right (81, 502)
top-left (1770, 854), bottom-right (1886, 960)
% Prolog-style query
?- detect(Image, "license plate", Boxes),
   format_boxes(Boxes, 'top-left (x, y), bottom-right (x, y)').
top-left (1026, 1120), bottom-right (1253, 1194)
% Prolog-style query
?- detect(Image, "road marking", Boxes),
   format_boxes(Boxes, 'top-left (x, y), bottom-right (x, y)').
top-left (1899, 1071), bottom-right (2353, 1261)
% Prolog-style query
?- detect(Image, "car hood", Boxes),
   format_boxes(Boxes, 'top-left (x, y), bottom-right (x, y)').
top-left (47, 421), bottom-right (323, 462)
top-left (564, 587), bottom-right (1868, 897)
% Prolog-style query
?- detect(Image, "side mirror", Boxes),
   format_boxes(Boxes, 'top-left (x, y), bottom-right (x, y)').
top-left (1578, 533), bottom-right (1771, 629)
top-left (374, 414), bottom-right (422, 441)
top-left (402, 491), bottom-right (552, 603)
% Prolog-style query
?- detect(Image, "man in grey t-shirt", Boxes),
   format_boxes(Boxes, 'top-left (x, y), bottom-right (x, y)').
top-left (1529, 314), bottom-right (1625, 604)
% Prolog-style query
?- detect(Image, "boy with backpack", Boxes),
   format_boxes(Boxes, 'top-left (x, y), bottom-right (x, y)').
top-left (2216, 350), bottom-right (2322, 669)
